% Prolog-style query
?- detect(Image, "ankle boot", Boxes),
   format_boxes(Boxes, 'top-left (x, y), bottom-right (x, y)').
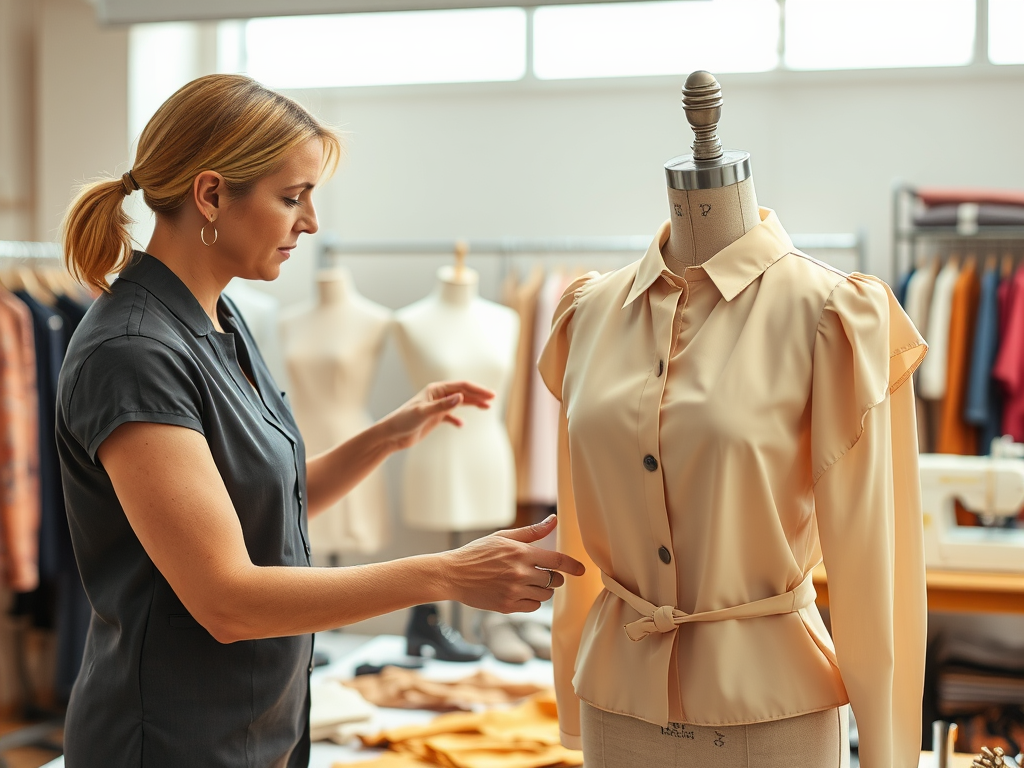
top-left (406, 603), bottom-right (485, 662)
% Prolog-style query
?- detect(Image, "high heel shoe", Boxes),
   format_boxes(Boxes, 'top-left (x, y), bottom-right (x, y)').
top-left (406, 603), bottom-right (485, 662)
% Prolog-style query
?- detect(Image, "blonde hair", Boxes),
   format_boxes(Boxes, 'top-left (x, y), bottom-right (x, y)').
top-left (62, 74), bottom-right (342, 293)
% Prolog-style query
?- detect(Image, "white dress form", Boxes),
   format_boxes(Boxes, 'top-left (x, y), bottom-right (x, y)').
top-left (280, 268), bottom-right (392, 559)
top-left (394, 266), bottom-right (519, 532)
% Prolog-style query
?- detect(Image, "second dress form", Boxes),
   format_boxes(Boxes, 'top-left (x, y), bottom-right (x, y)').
top-left (394, 266), bottom-right (519, 532)
top-left (281, 268), bottom-right (392, 559)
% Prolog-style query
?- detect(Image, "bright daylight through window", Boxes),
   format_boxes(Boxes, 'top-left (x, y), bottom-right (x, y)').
top-left (532, 0), bottom-right (779, 80)
top-left (989, 0), bottom-right (1024, 64)
top-left (245, 7), bottom-right (527, 89)
top-left (784, 0), bottom-right (976, 70)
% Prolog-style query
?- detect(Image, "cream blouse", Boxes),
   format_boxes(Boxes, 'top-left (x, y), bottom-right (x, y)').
top-left (538, 208), bottom-right (928, 768)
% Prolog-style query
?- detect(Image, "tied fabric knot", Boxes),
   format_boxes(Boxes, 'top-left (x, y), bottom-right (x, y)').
top-left (601, 569), bottom-right (819, 644)
top-left (652, 605), bottom-right (677, 634)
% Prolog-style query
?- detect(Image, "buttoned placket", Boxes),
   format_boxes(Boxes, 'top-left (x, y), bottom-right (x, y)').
top-left (637, 272), bottom-right (690, 612)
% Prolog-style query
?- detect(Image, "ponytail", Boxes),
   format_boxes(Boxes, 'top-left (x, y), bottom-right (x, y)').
top-left (62, 175), bottom-right (137, 294)
top-left (61, 74), bottom-right (341, 295)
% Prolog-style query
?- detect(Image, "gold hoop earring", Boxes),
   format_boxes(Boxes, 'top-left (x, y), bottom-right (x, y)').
top-left (200, 222), bottom-right (218, 247)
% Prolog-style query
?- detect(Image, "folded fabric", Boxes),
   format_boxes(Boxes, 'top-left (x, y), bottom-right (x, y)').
top-left (913, 204), bottom-right (1024, 227)
top-left (355, 691), bottom-right (583, 768)
top-left (916, 187), bottom-right (1024, 208)
top-left (342, 666), bottom-right (549, 711)
top-left (310, 680), bottom-right (378, 742)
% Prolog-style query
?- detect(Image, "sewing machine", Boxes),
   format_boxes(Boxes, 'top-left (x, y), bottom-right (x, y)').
top-left (919, 449), bottom-right (1024, 573)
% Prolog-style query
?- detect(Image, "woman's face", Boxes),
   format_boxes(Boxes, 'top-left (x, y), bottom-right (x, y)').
top-left (215, 138), bottom-right (323, 282)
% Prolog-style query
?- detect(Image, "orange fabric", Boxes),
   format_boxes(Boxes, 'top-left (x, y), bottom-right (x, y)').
top-left (938, 261), bottom-right (981, 455)
top-left (0, 288), bottom-right (39, 591)
top-left (357, 692), bottom-right (583, 768)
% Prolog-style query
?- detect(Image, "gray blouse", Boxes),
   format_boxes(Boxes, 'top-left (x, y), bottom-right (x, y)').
top-left (57, 252), bottom-right (313, 768)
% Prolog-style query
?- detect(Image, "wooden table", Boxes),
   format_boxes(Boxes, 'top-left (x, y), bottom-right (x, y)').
top-left (812, 564), bottom-right (1024, 614)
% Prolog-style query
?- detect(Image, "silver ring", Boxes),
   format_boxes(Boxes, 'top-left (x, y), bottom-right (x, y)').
top-left (542, 569), bottom-right (554, 590)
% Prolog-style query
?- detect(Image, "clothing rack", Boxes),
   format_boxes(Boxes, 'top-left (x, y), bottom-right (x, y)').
top-left (321, 232), bottom-right (867, 272)
top-left (0, 240), bottom-right (66, 768)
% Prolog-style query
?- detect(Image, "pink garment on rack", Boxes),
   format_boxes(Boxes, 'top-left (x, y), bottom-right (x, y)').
top-left (524, 271), bottom-right (574, 506)
top-left (993, 266), bottom-right (1024, 442)
top-left (916, 187), bottom-right (1024, 208)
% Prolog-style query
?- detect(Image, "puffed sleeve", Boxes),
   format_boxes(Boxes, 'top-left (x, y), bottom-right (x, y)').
top-left (538, 274), bottom-right (605, 749)
top-left (811, 274), bottom-right (928, 768)
top-left (64, 336), bottom-right (205, 464)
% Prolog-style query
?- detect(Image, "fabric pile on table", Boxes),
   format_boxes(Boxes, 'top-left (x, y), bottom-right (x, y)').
top-left (339, 690), bottom-right (582, 768)
top-left (342, 666), bottom-right (549, 712)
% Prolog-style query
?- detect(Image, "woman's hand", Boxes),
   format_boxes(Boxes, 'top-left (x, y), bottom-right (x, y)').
top-left (380, 380), bottom-right (495, 452)
top-left (442, 515), bottom-right (586, 614)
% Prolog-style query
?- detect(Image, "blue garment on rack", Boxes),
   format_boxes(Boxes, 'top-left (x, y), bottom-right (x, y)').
top-left (896, 268), bottom-right (916, 308)
top-left (964, 266), bottom-right (1003, 454)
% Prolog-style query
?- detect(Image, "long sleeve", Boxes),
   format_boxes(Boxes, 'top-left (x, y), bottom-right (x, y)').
top-left (811, 275), bottom-right (928, 768)
top-left (537, 273), bottom-right (603, 749)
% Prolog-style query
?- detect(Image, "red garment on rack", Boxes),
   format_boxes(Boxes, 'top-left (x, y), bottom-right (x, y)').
top-left (0, 288), bottom-right (40, 591)
top-left (916, 187), bottom-right (1024, 208)
top-left (993, 267), bottom-right (1024, 442)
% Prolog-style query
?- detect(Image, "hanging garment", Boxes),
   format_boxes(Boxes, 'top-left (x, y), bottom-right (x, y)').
top-left (918, 260), bottom-right (961, 401)
top-left (964, 265), bottom-right (1003, 454)
top-left (916, 187), bottom-right (1024, 208)
top-left (0, 287), bottom-right (39, 591)
top-left (537, 209), bottom-right (927, 768)
top-left (937, 260), bottom-right (981, 455)
top-left (895, 267), bottom-right (915, 308)
top-left (993, 266), bottom-right (1024, 442)
top-left (523, 271), bottom-right (567, 506)
top-left (903, 261), bottom-right (940, 451)
top-left (502, 267), bottom-right (545, 502)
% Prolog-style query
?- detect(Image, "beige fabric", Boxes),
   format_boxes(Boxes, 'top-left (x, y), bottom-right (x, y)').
top-left (580, 701), bottom-right (849, 768)
top-left (343, 667), bottom-right (549, 712)
top-left (537, 208), bottom-right (928, 768)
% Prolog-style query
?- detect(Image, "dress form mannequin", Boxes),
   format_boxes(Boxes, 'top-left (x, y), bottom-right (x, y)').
top-left (577, 71), bottom-right (848, 765)
top-left (661, 70), bottom-right (760, 273)
top-left (393, 247), bottom-right (519, 532)
top-left (280, 267), bottom-right (391, 559)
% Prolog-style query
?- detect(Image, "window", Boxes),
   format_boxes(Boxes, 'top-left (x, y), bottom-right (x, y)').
top-left (989, 0), bottom-right (1024, 64)
top-left (244, 8), bottom-right (527, 88)
top-left (532, 0), bottom-right (779, 80)
top-left (784, 0), bottom-right (976, 70)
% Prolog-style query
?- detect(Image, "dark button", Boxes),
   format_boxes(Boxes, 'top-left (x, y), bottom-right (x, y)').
top-left (658, 546), bottom-right (672, 564)
top-left (297, 489), bottom-right (303, 500)
top-left (308, 663), bottom-right (314, 675)
top-left (657, 360), bottom-right (664, 377)
top-left (643, 455), bottom-right (658, 472)
top-left (304, 543), bottom-right (311, 557)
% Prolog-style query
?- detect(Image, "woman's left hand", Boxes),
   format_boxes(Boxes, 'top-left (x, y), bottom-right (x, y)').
top-left (380, 381), bottom-right (496, 451)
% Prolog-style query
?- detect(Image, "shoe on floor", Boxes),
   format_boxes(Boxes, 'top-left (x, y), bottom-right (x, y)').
top-left (514, 619), bottom-right (552, 661)
top-left (480, 612), bottom-right (534, 664)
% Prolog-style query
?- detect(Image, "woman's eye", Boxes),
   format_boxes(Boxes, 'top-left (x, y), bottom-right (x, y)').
top-left (284, 197), bottom-right (301, 207)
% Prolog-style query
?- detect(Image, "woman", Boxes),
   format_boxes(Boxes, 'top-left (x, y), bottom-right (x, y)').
top-left (56, 73), bottom-right (583, 768)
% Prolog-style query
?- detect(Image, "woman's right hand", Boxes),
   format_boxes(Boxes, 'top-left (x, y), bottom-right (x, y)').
top-left (442, 515), bottom-right (586, 614)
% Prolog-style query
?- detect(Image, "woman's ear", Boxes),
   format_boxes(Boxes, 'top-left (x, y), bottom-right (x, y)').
top-left (192, 171), bottom-right (224, 221)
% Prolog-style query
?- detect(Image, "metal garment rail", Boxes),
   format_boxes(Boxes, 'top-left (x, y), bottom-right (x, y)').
top-left (0, 240), bottom-right (63, 261)
top-left (321, 232), bottom-right (867, 272)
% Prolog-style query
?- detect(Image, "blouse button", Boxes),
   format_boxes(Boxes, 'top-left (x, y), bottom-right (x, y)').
top-left (643, 455), bottom-right (659, 472)
top-left (658, 546), bottom-right (672, 564)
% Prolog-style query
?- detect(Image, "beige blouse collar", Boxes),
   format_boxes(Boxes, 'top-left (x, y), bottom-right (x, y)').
top-left (623, 207), bottom-right (794, 308)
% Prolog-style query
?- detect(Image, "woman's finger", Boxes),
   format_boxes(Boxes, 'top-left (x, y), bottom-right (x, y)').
top-left (517, 585), bottom-right (556, 603)
top-left (532, 568), bottom-right (564, 590)
top-left (443, 414), bottom-right (463, 427)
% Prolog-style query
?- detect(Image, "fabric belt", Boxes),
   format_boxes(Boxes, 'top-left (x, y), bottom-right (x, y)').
top-left (601, 569), bottom-right (819, 642)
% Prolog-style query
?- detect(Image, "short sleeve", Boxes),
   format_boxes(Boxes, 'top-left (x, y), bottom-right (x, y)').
top-left (811, 274), bottom-right (926, 481)
top-left (537, 273), bottom-right (598, 402)
top-left (66, 336), bottom-right (205, 464)
top-left (811, 273), bottom-right (928, 768)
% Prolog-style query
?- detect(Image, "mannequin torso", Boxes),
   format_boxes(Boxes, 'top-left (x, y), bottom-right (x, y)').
top-left (394, 266), bottom-right (519, 532)
top-left (281, 268), bottom-right (392, 557)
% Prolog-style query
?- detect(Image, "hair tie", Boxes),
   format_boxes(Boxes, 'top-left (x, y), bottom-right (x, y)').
top-left (120, 170), bottom-right (140, 196)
